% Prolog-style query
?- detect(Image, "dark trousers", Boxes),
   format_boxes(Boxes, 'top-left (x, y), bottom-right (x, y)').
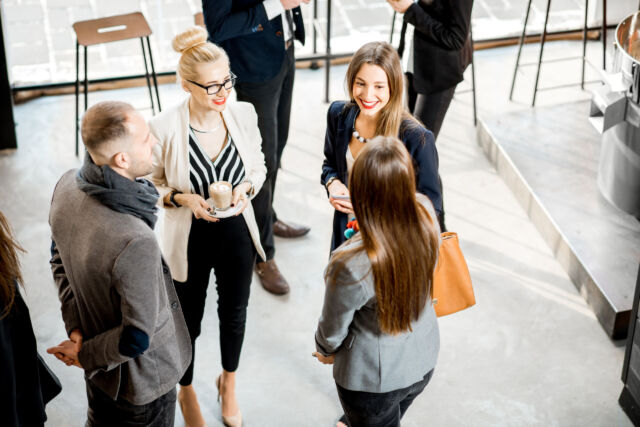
top-left (336, 369), bottom-right (434, 427)
top-left (85, 380), bottom-right (176, 427)
top-left (174, 215), bottom-right (256, 385)
top-left (235, 44), bottom-right (295, 260)
top-left (407, 72), bottom-right (455, 231)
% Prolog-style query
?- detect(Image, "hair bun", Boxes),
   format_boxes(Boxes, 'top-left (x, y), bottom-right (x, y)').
top-left (172, 26), bottom-right (209, 54)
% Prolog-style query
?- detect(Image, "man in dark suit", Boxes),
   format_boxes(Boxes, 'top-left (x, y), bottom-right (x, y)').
top-left (389, 0), bottom-right (474, 231)
top-left (203, 0), bottom-right (310, 296)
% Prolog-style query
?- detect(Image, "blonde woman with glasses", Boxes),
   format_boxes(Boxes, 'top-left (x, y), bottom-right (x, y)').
top-left (149, 26), bottom-right (267, 427)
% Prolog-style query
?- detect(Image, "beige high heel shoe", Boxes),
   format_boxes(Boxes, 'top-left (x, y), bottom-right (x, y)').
top-left (216, 375), bottom-right (243, 427)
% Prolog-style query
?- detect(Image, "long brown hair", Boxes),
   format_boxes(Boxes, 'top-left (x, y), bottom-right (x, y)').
top-left (327, 136), bottom-right (440, 334)
top-left (345, 41), bottom-right (421, 138)
top-left (0, 211), bottom-right (24, 318)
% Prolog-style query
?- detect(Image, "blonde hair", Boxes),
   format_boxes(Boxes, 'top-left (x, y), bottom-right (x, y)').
top-left (172, 26), bottom-right (229, 81)
top-left (345, 41), bottom-right (421, 139)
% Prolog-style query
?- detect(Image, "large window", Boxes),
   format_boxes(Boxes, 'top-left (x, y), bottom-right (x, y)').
top-left (1, 0), bottom-right (616, 87)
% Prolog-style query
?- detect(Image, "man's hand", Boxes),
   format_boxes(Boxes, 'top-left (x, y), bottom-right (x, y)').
top-left (280, 0), bottom-right (310, 11)
top-left (387, 0), bottom-right (413, 14)
top-left (312, 351), bottom-right (335, 365)
top-left (47, 329), bottom-right (83, 369)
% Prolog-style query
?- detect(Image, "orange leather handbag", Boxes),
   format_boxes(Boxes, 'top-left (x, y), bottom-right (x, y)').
top-left (432, 232), bottom-right (475, 317)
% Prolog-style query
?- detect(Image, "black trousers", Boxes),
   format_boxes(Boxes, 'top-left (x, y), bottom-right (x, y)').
top-left (85, 380), bottom-right (176, 427)
top-left (235, 44), bottom-right (295, 260)
top-left (174, 215), bottom-right (256, 385)
top-left (336, 369), bottom-right (434, 427)
top-left (406, 72), bottom-right (455, 231)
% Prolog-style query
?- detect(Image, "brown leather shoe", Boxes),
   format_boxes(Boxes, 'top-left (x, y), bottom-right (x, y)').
top-left (273, 219), bottom-right (310, 238)
top-left (255, 259), bottom-right (290, 295)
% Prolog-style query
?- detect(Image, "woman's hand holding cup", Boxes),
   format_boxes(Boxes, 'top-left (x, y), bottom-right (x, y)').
top-left (328, 180), bottom-right (353, 214)
top-left (231, 182), bottom-right (251, 216)
top-left (177, 193), bottom-right (219, 222)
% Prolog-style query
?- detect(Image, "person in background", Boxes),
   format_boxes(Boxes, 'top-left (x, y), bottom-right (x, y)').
top-left (149, 26), bottom-right (267, 427)
top-left (47, 101), bottom-right (191, 426)
top-left (388, 0), bottom-right (474, 230)
top-left (321, 41), bottom-right (442, 252)
top-left (0, 211), bottom-right (59, 426)
top-left (314, 136), bottom-right (441, 427)
top-left (203, 0), bottom-right (311, 295)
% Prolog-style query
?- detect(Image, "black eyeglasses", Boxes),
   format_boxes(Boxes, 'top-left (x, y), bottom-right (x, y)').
top-left (187, 72), bottom-right (237, 95)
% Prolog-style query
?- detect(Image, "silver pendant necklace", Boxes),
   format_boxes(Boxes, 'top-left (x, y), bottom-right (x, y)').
top-left (190, 115), bottom-right (223, 134)
top-left (352, 129), bottom-right (369, 143)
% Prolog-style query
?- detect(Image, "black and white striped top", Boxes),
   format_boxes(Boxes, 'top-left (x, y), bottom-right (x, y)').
top-left (188, 127), bottom-right (246, 199)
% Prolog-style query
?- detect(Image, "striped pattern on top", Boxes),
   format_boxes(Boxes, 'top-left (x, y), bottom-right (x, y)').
top-left (188, 127), bottom-right (246, 200)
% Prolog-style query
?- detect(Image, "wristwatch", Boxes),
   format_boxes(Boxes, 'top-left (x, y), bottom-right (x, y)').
top-left (169, 190), bottom-right (182, 208)
top-left (325, 176), bottom-right (338, 190)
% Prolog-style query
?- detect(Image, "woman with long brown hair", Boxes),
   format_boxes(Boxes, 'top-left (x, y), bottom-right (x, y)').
top-left (321, 41), bottom-right (442, 252)
top-left (314, 136), bottom-right (441, 427)
top-left (1, 211), bottom-right (57, 426)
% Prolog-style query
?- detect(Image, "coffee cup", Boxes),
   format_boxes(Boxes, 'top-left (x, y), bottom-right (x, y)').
top-left (209, 181), bottom-right (232, 210)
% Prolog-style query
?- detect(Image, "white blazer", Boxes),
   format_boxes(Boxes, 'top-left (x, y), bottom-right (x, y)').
top-left (149, 96), bottom-right (267, 282)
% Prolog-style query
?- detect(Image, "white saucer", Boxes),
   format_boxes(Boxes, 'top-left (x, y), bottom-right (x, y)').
top-left (206, 198), bottom-right (246, 219)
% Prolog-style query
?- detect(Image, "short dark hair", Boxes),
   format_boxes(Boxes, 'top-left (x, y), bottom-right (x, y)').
top-left (80, 101), bottom-right (135, 153)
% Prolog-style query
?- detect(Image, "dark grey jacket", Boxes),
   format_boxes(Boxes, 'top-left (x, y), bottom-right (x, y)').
top-left (49, 170), bottom-right (191, 405)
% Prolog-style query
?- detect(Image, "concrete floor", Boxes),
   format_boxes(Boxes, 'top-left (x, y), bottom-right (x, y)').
top-left (0, 39), bottom-right (633, 426)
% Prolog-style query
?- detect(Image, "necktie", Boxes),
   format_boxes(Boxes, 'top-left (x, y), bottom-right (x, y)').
top-left (285, 10), bottom-right (295, 39)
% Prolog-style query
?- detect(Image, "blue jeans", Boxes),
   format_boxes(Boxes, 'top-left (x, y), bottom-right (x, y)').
top-left (336, 369), bottom-right (435, 427)
top-left (85, 380), bottom-right (176, 427)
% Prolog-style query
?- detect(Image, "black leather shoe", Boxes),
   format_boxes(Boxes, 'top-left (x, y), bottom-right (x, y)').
top-left (255, 259), bottom-right (290, 295)
top-left (273, 219), bottom-right (310, 238)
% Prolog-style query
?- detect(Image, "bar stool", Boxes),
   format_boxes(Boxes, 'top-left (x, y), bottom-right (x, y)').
top-left (509, 0), bottom-right (608, 106)
top-left (72, 12), bottom-right (161, 156)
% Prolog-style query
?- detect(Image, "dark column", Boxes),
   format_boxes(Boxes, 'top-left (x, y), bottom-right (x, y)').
top-left (0, 11), bottom-right (17, 150)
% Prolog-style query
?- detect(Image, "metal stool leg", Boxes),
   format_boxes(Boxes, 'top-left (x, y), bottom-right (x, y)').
top-left (532, 0), bottom-right (552, 107)
top-left (390, 11), bottom-right (396, 44)
top-left (146, 36), bottom-right (161, 112)
top-left (581, 0), bottom-right (589, 89)
top-left (602, 0), bottom-right (607, 70)
top-left (75, 41), bottom-right (80, 157)
top-left (470, 28), bottom-right (477, 126)
top-left (509, 0), bottom-right (534, 101)
top-left (324, 0), bottom-right (332, 103)
top-left (140, 37), bottom-right (155, 115)
top-left (83, 46), bottom-right (88, 114)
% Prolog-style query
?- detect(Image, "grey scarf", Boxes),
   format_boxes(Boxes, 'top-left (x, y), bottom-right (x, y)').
top-left (76, 153), bottom-right (159, 229)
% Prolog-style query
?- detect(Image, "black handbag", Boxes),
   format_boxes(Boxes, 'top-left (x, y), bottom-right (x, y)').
top-left (37, 353), bottom-right (62, 404)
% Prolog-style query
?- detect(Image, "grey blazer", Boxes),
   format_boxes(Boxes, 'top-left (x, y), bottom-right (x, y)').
top-left (49, 170), bottom-right (192, 405)
top-left (315, 196), bottom-right (440, 393)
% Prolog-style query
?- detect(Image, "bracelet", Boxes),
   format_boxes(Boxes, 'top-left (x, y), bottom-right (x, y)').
top-left (325, 176), bottom-right (338, 190)
top-left (169, 190), bottom-right (182, 208)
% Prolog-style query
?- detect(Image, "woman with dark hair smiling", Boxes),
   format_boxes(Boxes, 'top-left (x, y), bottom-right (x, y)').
top-left (314, 136), bottom-right (441, 427)
top-left (321, 41), bottom-right (442, 252)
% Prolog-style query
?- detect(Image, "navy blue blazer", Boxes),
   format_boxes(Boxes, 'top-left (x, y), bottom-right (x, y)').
top-left (203, 0), bottom-right (305, 83)
top-left (321, 101), bottom-right (443, 251)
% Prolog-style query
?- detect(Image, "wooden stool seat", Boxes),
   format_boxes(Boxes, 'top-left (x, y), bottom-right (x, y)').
top-left (73, 12), bottom-right (152, 47)
top-left (72, 12), bottom-right (161, 156)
